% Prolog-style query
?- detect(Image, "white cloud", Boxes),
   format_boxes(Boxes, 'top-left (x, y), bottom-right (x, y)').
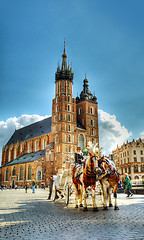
top-left (140, 131), bottom-right (144, 140)
top-left (0, 111), bottom-right (132, 164)
top-left (98, 109), bottom-right (132, 155)
top-left (0, 114), bottom-right (50, 163)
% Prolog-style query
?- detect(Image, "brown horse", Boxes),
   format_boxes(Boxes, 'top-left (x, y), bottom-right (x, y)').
top-left (98, 156), bottom-right (120, 210)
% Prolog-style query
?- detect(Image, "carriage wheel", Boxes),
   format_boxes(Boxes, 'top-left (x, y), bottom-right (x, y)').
top-left (51, 181), bottom-right (56, 201)
top-left (65, 184), bottom-right (69, 206)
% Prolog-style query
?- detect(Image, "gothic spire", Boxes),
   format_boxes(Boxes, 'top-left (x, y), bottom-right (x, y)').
top-left (62, 40), bottom-right (67, 70)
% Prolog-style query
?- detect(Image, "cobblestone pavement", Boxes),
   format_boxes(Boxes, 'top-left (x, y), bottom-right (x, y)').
top-left (0, 189), bottom-right (144, 240)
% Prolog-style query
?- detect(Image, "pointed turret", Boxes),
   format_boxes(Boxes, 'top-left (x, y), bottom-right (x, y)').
top-left (55, 41), bottom-right (73, 82)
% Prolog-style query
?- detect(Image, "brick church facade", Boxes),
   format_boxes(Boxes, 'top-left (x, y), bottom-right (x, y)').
top-left (0, 43), bottom-right (99, 188)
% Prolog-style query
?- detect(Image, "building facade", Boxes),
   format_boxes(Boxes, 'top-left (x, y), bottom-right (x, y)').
top-left (113, 138), bottom-right (144, 181)
top-left (0, 43), bottom-right (99, 188)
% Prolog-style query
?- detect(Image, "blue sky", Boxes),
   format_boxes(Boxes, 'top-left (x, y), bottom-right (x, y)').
top-left (0, 0), bottom-right (144, 158)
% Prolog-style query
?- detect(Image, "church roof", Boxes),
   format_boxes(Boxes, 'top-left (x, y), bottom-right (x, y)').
top-left (2, 149), bottom-right (46, 167)
top-left (6, 117), bottom-right (52, 146)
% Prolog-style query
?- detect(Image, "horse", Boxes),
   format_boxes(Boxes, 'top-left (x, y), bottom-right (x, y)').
top-left (98, 156), bottom-right (120, 210)
top-left (72, 164), bottom-right (83, 208)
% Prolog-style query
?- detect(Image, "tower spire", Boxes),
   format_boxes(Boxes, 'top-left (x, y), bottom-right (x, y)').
top-left (62, 40), bottom-right (67, 70)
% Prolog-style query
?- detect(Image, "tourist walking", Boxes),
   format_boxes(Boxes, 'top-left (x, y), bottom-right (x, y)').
top-left (32, 179), bottom-right (36, 193)
top-left (25, 182), bottom-right (28, 193)
top-left (124, 173), bottom-right (133, 197)
top-left (47, 176), bottom-right (53, 200)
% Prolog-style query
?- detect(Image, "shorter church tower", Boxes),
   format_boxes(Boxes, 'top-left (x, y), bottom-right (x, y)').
top-left (76, 75), bottom-right (99, 146)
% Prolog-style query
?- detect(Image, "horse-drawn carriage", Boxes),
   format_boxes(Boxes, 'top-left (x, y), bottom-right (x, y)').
top-left (49, 142), bottom-right (120, 211)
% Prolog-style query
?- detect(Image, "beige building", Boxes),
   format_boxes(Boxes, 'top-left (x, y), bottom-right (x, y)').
top-left (112, 138), bottom-right (144, 181)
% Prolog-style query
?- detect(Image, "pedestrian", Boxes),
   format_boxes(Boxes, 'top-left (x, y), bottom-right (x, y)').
top-left (32, 179), bottom-right (36, 193)
top-left (122, 177), bottom-right (126, 190)
top-left (47, 175), bottom-right (53, 200)
top-left (25, 182), bottom-right (28, 193)
top-left (124, 173), bottom-right (133, 197)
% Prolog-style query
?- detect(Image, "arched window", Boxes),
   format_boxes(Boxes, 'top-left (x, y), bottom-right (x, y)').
top-left (19, 165), bottom-right (23, 180)
top-left (68, 135), bottom-right (71, 143)
top-left (68, 114), bottom-right (71, 121)
top-left (28, 165), bottom-right (32, 180)
top-left (28, 143), bottom-right (31, 153)
top-left (68, 105), bottom-right (70, 112)
top-left (79, 108), bottom-right (82, 115)
top-left (68, 96), bottom-right (70, 102)
top-left (90, 107), bottom-right (93, 114)
top-left (35, 141), bottom-right (38, 151)
top-left (37, 171), bottom-right (41, 180)
top-left (12, 166), bottom-right (16, 176)
top-left (134, 175), bottom-right (139, 179)
top-left (5, 168), bottom-right (9, 181)
top-left (62, 81), bottom-right (65, 93)
top-left (68, 125), bottom-right (71, 131)
top-left (43, 139), bottom-right (46, 149)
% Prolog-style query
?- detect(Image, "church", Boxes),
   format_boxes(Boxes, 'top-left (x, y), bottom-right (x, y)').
top-left (0, 43), bottom-right (99, 188)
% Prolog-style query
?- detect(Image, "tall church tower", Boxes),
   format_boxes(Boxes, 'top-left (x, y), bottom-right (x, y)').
top-left (52, 42), bottom-right (77, 169)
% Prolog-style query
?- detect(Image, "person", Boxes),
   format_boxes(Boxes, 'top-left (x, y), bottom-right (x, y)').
top-left (74, 147), bottom-right (84, 165)
top-left (122, 177), bottom-right (126, 190)
top-left (124, 173), bottom-right (133, 197)
top-left (25, 182), bottom-right (28, 193)
top-left (47, 176), bottom-right (54, 200)
top-left (32, 179), bottom-right (36, 193)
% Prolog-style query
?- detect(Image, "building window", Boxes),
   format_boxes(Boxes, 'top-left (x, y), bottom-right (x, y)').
top-left (68, 96), bottom-right (70, 102)
top-left (134, 157), bottom-right (137, 162)
top-left (125, 168), bottom-right (127, 173)
top-left (91, 120), bottom-right (93, 126)
top-left (65, 134), bottom-right (67, 142)
top-left (19, 165), bottom-right (23, 180)
top-left (28, 143), bottom-right (31, 153)
top-left (56, 135), bottom-right (58, 143)
top-left (14, 148), bottom-right (17, 159)
top-left (128, 167), bottom-right (131, 174)
top-left (62, 82), bottom-right (65, 93)
top-left (5, 168), bottom-right (9, 181)
top-left (43, 139), bottom-right (46, 149)
top-left (79, 108), bottom-right (82, 115)
top-left (69, 146), bottom-right (71, 153)
top-left (68, 114), bottom-right (71, 121)
top-left (133, 150), bottom-right (136, 155)
top-left (91, 128), bottom-right (94, 136)
top-left (141, 165), bottom-right (144, 172)
top-left (68, 105), bottom-right (70, 112)
top-left (65, 145), bottom-right (67, 152)
top-left (68, 135), bottom-right (71, 143)
top-left (141, 150), bottom-right (143, 155)
top-left (68, 125), bottom-right (71, 131)
top-left (37, 171), bottom-right (41, 180)
top-left (134, 165), bottom-right (138, 173)
top-left (141, 157), bottom-right (144, 162)
top-left (90, 107), bottom-right (93, 114)
top-left (56, 105), bottom-right (58, 112)
top-left (72, 115), bottom-right (74, 122)
top-left (35, 141), bottom-right (38, 151)
top-left (12, 166), bottom-right (16, 176)
top-left (28, 165), bottom-right (32, 180)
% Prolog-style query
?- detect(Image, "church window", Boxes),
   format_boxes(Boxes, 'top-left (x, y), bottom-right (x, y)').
top-left (68, 114), bottom-right (71, 121)
top-left (65, 113), bottom-right (67, 120)
top-left (5, 168), bottom-right (9, 181)
top-left (12, 166), bottom-right (16, 176)
top-left (56, 105), bottom-right (58, 112)
top-left (68, 96), bottom-right (70, 102)
top-left (68, 125), bottom-right (71, 132)
top-left (69, 146), bottom-right (71, 153)
top-left (72, 115), bottom-right (74, 122)
top-left (65, 134), bottom-right (67, 142)
top-left (68, 105), bottom-right (70, 112)
top-left (68, 82), bottom-right (70, 93)
top-left (14, 148), bottom-right (17, 159)
top-left (19, 166), bottom-right (23, 180)
top-left (141, 150), bottom-right (143, 155)
top-left (65, 145), bottom-right (67, 152)
top-left (8, 150), bottom-right (10, 162)
top-left (90, 107), bottom-right (93, 114)
top-left (43, 139), bottom-right (46, 149)
top-left (28, 165), bottom-right (32, 180)
top-left (65, 124), bottom-right (67, 131)
top-left (56, 135), bottom-right (58, 143)
top-left (68, 135), bottom-right (71, 143)
top-left (35, 141), bottom-right (38, 151)
top-left (28, 143), bottom-right (31, 153)
top-left (62, 82), bottom-right (65, 93)
top-left (59, 136), bottom-right (61, 142)
top-left (79, 108), bottom-right (82, 115)
top-left (91, 120), bottom-right (93, 126)
top-left (91, 129), bottom-right (94, 136)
